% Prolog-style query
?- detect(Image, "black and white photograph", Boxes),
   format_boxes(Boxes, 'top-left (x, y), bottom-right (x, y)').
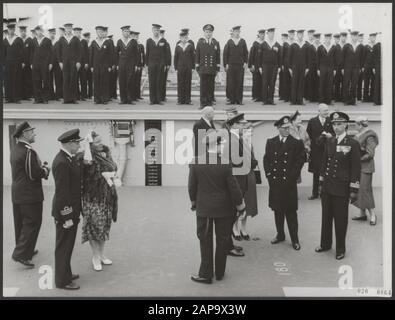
top-left (1, 2), bottom-right (392, 301)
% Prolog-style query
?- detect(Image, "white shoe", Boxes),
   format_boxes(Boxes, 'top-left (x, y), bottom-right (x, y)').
top-left (101, 257), bottom-right (113, 265)
top-left (92, 258), bottom-right (102, 271)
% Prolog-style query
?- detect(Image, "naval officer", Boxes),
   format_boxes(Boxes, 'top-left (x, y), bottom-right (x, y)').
top-left (263, 116), bottom-right (306, 250)
top-left (195, 24), bottom-right (221, 108)
top-left (315, 112), bottom-right (361, 260)
top-left (52, 129), bottom-right (84, 290)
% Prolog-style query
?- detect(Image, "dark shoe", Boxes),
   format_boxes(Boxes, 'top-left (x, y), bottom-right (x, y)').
top-left (191, 275), bottom-right (212, 284)
top-left (186, 102), bottom-right (193, 105)
top-left (352, 215), bottom-right (367, 221)
top-left (228, 249), bottom-right (245, 257)
top-left (271, 237), bottom-right (285, 244)
top-left (158, 102), bottom-right (164, 105)
top-left (308, 195), bottom-right (318, 200)
top-left (102, 102), bottom-right (108, 105)
top-left (336, 253), bottom-right (345, 260)
top-left (240, 232), bottom-right (250, 241)
top-left (216, 275), bottom-right (224, 281)
top-left (58, 282), bottom-right (80, 290)
top-left (292, 243), bottom-right (301, 250)
top-left (232, 231), bottom-right (242, 241)
top-left (315, 246), bottom-right (331, 253)
top-left (71, 274), bottom-right (80, 281)
top-left (42, 101), bottom-right (48, 104)
top-left (119, 102), bottom-right (127, 105)
top-left (73, 101), bottom-right (79, 104)
top-left (233, 245), bottom-right (243, 251)
top-left (80, 98), bottom-right (86, 101)
top-left (13, 258), bottom-right (35, 268)
top-left (149, 102), bottom-right (155, 105)
top-left (32, 249), bottom-right (39, 258)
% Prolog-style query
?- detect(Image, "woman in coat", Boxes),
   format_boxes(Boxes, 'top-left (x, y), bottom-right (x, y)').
top-left (289, 110), bottom-right (311, 183)
top-left (351, 116), bottom-right (379, 225)
top-left (82, 131), bottom-right (119, 271)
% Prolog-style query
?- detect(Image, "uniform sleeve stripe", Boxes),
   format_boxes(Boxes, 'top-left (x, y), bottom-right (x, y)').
top-left (25, 149), bottom-right (34, 181)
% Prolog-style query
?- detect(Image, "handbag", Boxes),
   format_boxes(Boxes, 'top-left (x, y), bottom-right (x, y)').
top-left (254, 166), bottom-right (262, 184)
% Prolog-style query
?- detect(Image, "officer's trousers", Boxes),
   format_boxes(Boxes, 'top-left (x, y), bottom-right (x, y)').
top-left (119, 63), bottom-right (135, 103)
top-left (49, 64), bottom-right (63, 100)
top-left (199, 73), bottom-right (216, 106)
top-left (320, 192), bottom-right (349, 254)
top-left (363, 68), bottom-right (374, 102)
top-left (373, 68), bottom-right (381, 105)
top-left (12, 202), bottom-right (43, 261)
top-left (333, 67), bottom-right (343, 101)
top-left (274, 210), bottom-right (299, 244)
top-left (196, 216), bottom-right (233, 280)
top-left (55, 220), bottom-right (78, 288)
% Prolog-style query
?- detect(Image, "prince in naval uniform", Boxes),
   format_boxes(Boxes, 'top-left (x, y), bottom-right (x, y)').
top-left (10, 122), bottom-right (50, 268)
top-left (196, 24), bottom-right (221, 108)
top-left (52, 129), bottom-right (83, 290)
top-left (263, 116), bottom-right (306, 250)
top-left (315, 112), bottom-right (361, 260)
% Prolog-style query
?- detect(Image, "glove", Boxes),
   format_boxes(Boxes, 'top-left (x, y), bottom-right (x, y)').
top-left (350, 192), bottom-right (358, 204)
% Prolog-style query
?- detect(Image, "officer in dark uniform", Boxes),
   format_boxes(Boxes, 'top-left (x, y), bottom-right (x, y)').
top-left (146, 24), bottom-right (167, 105)
top-left (196, 24), bottom-right (221, 108)
top-left (288, 30), bottom-right (309, 105)
top-left (174, 30), bottom-right (195, 105)
top-left (362, 33), bottom-right (375, 102)
top-left (135, 31), bottom-right (145, 101)
top-left (315, 111), bottom-right (361, 260)
top-left (48, 28), bottom-right (58, 100)
top-left (10, 122), bottom-right (50, 268)
top-left (159, 29), bottom-right (171, 102)
top-left (317, 33), bottom-right (336, 104)
top-left (19, 26), bottom-right (34, 100)
top-left (4, 24), bottom-right (24, 103)
top-left (30, 26), bottom-right (53, 104)
top-left (306, 103), bottom-right (335, 199)
top-left (223, 26), bottom-right (248, 105)
top-left (332, 33), bottom-right (343, 102)
top-left (116, 25), bottom-right (139, 104)
top-left (89, 26), bottom-right (113, 104)
top-left (282, 29), bottom-right (295, 102)
top-left (82, 32), bottom-right (93, 99)
top-left (58, 23), bottom-right (82, 104)
top-left (342, 31), bottom-right (364, 105)
top-left (248, 29), bottom-right (265, 102)
top-left (52, 129), bottom-right (83, 290)
top-left (259, 27), bottom-right (281, 105)
top-left (371, 33), bottom-right (381, 105)
top-left (263, 116), bottom-right (306, 250)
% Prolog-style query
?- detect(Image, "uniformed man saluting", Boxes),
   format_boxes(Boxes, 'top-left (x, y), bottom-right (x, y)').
top-left (52, 129), bottom-right (83, 290)
top-left (263, 116), bottom-right (306, 250)
top-left (315, 112), bottom-right (361, 260)
top-left (223, 26), bottom-right (248, 105)
top-left (10, 122), bottom-right (50, 268)
top-left (196, 24), bottom-right (221, 108)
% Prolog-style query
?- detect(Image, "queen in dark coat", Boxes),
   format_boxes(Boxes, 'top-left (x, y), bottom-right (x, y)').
top-left (351, 117), bottom-right (379, 225)
top-left (81, 131), bottom-right (119, 271)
